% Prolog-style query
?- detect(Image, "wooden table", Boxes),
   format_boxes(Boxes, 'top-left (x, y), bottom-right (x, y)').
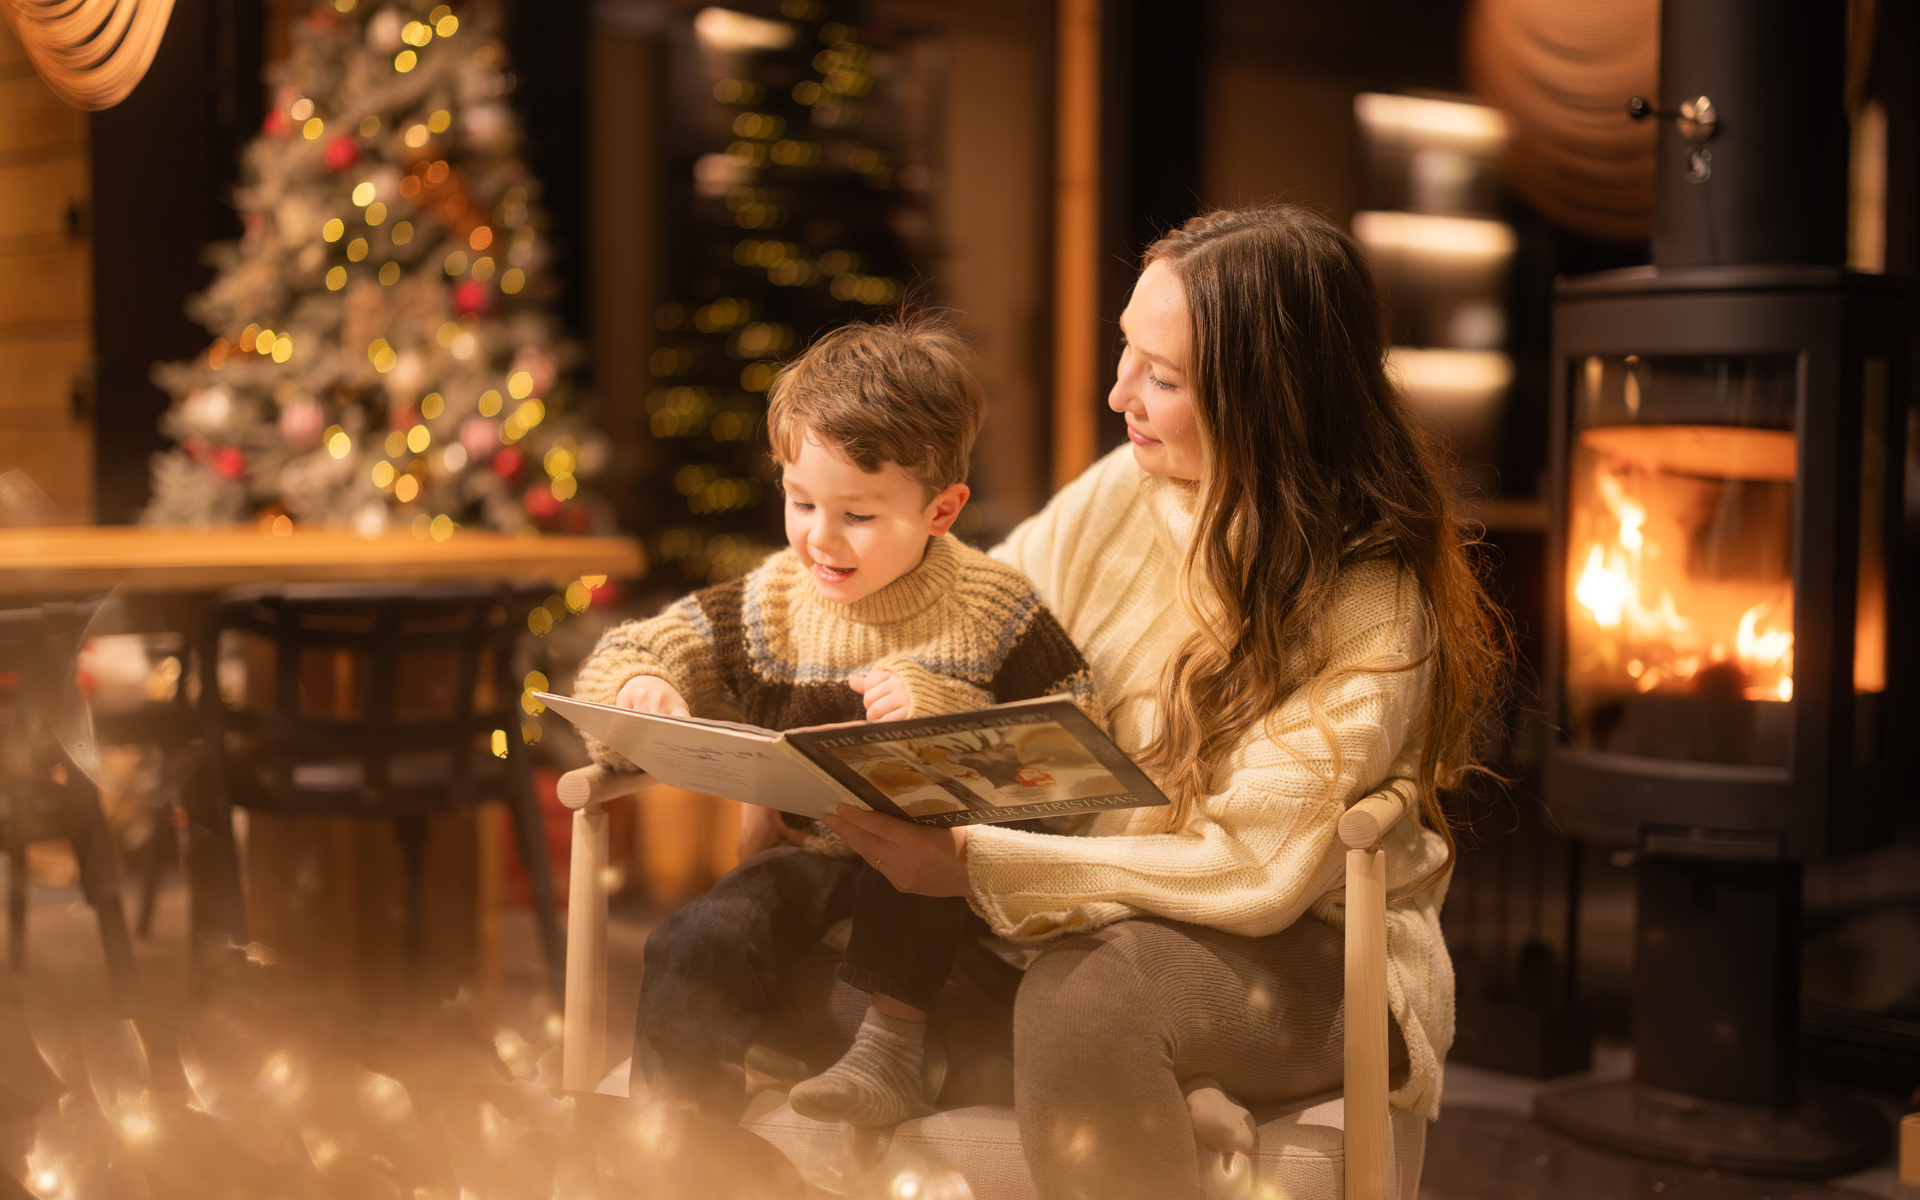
top-left (0, 523), bottom-right (646, 1017)
top-left (0, 524), bottom-right (645, 597)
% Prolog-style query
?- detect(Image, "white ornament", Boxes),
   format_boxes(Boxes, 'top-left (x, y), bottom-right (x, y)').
top-left (366, 9), bottom-right (403, 52)
top-left (181, 385), bottom-right (235, 433)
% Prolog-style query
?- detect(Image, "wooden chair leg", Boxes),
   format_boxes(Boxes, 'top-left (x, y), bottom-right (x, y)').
top-left (135, 811), bottom-right (169, 939)
top-left (504, 734), bottom-right (564, 988)
top-left (6, 839), bottom-right (25, 975)
top-left (393, 815), bottom-right (429, 978)
top-left (181, 753), bottom-right (248, 958)
top-left (70, 777), bottom-right (139, 1010)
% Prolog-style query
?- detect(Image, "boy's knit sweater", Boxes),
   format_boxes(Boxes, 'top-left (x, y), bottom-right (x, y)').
top-left (572, 532), bottom-right (1101, 781)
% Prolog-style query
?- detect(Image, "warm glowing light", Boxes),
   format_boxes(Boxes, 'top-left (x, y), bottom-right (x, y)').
top-left (407, 425), bottom-right (430, 454)
top-left (326, 266), bottom-right (347, 291)
top-left (1352, 211), bottom-right (1516, 265)
top-left (1386, 347), bottom-right (1513, 409)
top-left (507, 371), bottom-right (533, 399)
top-left (327, 429), bottom-right (350, 458)
top-left (352, 182), bottom-right (376, 206)
top-left (1354, 92), bottom-right (1508, 152)
top-left (395, 474), bottom-right (420, 503)
top-left (395, 49), bottom-right (418, 72)
top-left (694, 6), bottom-right (795, 51)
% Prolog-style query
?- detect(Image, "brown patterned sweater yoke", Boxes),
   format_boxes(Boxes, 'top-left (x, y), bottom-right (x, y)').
top-left (572, 534), bottom-right (1103, 773)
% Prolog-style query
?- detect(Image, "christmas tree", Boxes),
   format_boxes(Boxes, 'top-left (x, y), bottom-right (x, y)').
top-left (638, 0), bottom-right (927, 589)
top-left (144, 0), bottom-right (603, 538)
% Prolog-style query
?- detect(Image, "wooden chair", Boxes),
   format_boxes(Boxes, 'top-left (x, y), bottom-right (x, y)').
top-left (193, 583), bottom-right (564, 984)
top-left (0, 602), bottom-right (140, 1008)
top-left (556, 767), bottom-right (1427, 1200)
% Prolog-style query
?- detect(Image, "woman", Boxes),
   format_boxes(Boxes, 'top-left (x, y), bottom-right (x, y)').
top-left (824, 204), bottom-right (1505, 1198)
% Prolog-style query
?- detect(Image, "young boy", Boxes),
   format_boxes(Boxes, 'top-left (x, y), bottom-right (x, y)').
top-left (571, 316), bottom-right (1099, 1127)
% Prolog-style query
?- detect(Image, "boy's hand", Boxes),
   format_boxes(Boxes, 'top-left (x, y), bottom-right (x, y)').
top-left (616, 675), bottom-right (691, 718)
top-left (849, 669), bottom-right (910, 721)
top-left (738, 802), bottom-right (809, 858)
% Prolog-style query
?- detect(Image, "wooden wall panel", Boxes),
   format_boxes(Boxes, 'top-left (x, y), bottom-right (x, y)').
top-left (0, 74), bottom-right (85, 154)
top-left (0, 247), bottom-right (89, 322)
top-left (0, 20), bottom-right (90, 524)
top-left (0, 156), bottom-right (85, 241)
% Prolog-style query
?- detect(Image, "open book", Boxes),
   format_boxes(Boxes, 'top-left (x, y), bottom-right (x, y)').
top-left (536, 693), bottom-right (1169, 828)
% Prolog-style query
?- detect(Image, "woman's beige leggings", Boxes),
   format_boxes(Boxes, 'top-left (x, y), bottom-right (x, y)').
top-left (1014, 914), bottom-right (1390, 1200)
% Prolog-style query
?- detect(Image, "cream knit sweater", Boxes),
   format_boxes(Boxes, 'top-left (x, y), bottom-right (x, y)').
top-left (974, 445), bottom-right (1456, 1118)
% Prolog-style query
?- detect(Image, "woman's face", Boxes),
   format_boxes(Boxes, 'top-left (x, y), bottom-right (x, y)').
top-left (1110, 258), bottom-right (1204, 481)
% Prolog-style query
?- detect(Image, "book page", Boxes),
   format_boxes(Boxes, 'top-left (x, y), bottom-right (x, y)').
top-left (786, 697), bottom-right (1168, 827)
top-left (538, 694), bottom-right (859, 819)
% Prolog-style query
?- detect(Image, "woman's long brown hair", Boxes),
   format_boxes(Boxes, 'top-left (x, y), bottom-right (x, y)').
top-left (1136, 205), bottom-right (1507, 895)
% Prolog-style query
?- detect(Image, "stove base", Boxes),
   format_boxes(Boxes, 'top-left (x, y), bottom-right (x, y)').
top-left (1534, 1079), bottom-right (1888, 1179)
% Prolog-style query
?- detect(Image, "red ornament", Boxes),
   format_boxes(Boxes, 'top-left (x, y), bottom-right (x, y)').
top-left (493, 446), bottom-right (524, 481)
top-left (523, 484), bottom-right (564, 522)
top-left (263, 110), bottom-right (293, 139)
top-left (588, 578), bottom-right (618, 606)
top-left (210, 446), bottom-right (247, 480)
top-left (306, 6), bottom-right (338, 31)
top-left (395, 407), bottom-right (421, 430)
top-left (323, 135), bottom-right (360, 172)
top-left (563, 506), bottom-right (590, 533)
top-left (452, 279), bottom-right (491, 315)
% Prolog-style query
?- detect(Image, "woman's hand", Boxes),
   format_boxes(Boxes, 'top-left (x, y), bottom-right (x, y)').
top-left (823, 805), bottom-right (972, 897)
top-left (737, 802), bottom-right (809, 859)
top-left (848, 669), bottom-right (911, 721)
top-left (616, 675), bottom-right (690, 717)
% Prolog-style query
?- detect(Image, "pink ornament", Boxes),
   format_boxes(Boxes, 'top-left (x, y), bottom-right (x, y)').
top-left (277, 395), bottom-right (325, 450)
top-left (509, 346), bottom-right (558, 395)
top-left (459, 417), bottom-right (499, 460)
top-left (453, 279), bottom-right (490, 315)
top-left (323, 135), bottom-right (359, 172)
top-left (210, 446), bottom-right (247, 480)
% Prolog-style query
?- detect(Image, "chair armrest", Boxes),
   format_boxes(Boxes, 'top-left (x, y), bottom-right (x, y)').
top-left (1339, 778), bottom-right (1415, 850)
top-left (556, 764), bottom-right (653, 811)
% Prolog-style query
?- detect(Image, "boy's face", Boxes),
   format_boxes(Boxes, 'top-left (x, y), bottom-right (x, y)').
top-left (781, 430), bottom-right (968, 605)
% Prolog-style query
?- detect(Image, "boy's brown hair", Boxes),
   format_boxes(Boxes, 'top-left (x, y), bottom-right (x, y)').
top-left (765, 314), bottom-right (984, 496)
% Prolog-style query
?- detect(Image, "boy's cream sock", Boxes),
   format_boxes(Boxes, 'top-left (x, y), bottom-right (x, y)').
top-left (788, 1006), bottom-right (926, 1126)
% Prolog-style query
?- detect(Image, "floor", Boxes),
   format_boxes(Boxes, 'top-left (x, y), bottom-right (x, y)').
top-left (2, 870), bottom-right (1915, 1200)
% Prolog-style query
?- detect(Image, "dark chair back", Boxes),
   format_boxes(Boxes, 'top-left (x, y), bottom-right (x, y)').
top-left (203, 583), bottom-right (534, 816)
top-left (197, 582), bottom-right (563, 983)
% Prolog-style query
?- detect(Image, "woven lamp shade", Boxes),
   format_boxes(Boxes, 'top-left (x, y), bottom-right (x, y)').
top-left (0, 0), bottom-right (175, 111)
top-left (1465, 0), bottom-right (1658, 241)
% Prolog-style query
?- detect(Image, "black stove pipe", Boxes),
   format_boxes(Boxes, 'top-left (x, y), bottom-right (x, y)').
top-left (1652, 0), bottom-right (1849, 268)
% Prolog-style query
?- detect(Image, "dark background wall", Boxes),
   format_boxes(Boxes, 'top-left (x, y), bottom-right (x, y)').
top-left (90, 0), bottom-right (261, 524)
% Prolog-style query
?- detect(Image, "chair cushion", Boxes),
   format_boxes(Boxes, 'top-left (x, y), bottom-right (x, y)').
top-left (741, 1087), bottom-right (1428, 1200)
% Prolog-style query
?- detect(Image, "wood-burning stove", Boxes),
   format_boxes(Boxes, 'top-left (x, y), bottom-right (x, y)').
top-left (1531, 0), bottom-right (1904, 1178)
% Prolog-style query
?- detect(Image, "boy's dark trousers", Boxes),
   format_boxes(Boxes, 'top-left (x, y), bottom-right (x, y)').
top-left (634, 844), bottom-right (974, 1120)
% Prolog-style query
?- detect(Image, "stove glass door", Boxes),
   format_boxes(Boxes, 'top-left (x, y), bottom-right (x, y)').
top-left (1563, 353), bottom-right (1797, 766)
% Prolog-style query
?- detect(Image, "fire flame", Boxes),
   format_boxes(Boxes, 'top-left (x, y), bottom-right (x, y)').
top-left (1571, 465), bottom-right (1793, 702)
